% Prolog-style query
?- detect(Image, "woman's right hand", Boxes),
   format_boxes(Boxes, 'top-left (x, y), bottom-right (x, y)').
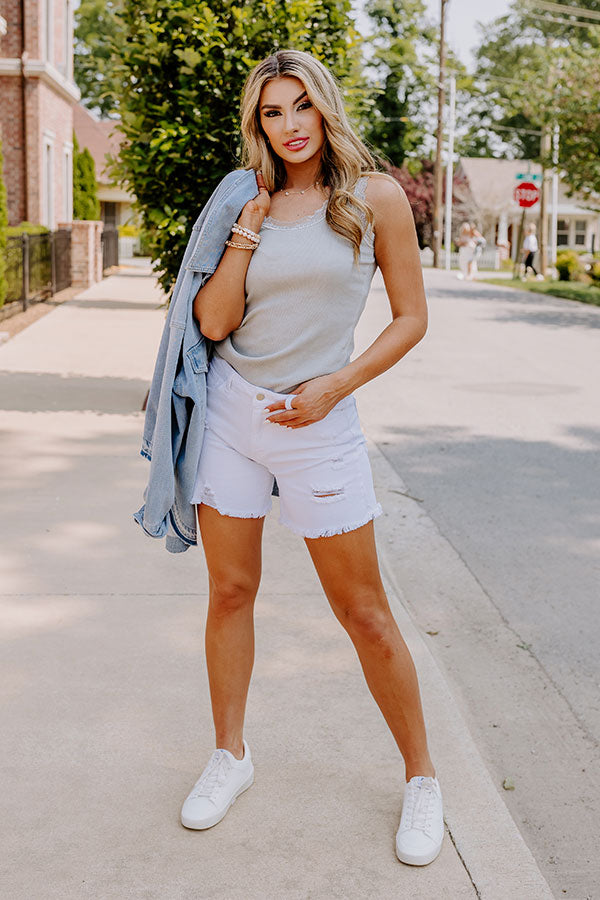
top-left (238, 170), bottom-right (270, 231)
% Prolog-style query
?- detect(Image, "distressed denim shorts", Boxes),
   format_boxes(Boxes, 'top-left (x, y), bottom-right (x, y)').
top-left (190, 355), bottom-right (383, 539)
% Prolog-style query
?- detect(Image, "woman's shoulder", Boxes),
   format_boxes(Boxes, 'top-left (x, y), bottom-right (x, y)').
top-left (361, 172), bottom-right (409, 214)
top-left (360, 172), bottom-right (412, 232)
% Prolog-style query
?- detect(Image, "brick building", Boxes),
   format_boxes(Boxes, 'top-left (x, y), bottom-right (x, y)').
top-left (0, 0), bottom-right (79, 227)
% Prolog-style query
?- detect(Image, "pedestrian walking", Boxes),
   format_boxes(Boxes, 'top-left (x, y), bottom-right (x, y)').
top-left (522, 223), bottom-right (540, 278)
top-left (137, 48), bottom-right (444, 868)
top-left (456, 221), bottom-right (476, 280)
top-left (471, 226), bottom-right (486, 276)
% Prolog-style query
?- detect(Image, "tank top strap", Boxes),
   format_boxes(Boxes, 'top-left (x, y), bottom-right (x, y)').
top-left (353, 174), bottom-right (370, 201)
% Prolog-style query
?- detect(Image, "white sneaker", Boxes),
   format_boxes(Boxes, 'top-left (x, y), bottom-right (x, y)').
top-left (395, 775), bottom-right (444, 866)
top-left (181, 739), bottom-right (254, 830)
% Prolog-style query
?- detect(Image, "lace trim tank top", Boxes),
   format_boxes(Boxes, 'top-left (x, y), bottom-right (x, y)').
top-left (214, 175), bottom-right (377, 394)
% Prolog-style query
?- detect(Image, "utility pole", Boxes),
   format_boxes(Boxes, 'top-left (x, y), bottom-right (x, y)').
top-left (444, 73), bottom-right (456, 271)
top-left (539, 125), bottom-right (551, 277)
top-left (432, 0), bottom-right (448, 268)
top-left (538, 36), bottom-right (554, 278)
top-left (550, 123), bottom-right (560, 268)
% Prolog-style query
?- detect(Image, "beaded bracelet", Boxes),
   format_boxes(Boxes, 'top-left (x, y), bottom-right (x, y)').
top-left (225, 238), bottom-right (259, 251)
top-left (231, 222), bottom-right (261, 244)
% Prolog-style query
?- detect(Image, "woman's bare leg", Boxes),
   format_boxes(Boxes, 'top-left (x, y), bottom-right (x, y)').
top-left (197, 503), bottom-right (265, 760)
top-left (305, 521), bottom-right (434, 781)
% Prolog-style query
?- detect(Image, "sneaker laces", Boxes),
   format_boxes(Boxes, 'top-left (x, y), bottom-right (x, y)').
top-left (189, 750), bottom-right (232, 800)
top-left (402, 778), bottom-right (438, 835)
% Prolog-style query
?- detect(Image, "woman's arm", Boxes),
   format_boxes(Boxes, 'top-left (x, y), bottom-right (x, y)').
top-left (193, 172), bottom-right (270, 341)
top-left (266, 173), bottom-right (428, 427)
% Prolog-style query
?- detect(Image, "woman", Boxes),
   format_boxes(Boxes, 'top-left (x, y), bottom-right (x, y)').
top-left (456, 221), bottom-right (476, 280)
top-left (180, 49), bottom-right (444, 867)
top-left (521, 223), bottom-right (539, 278)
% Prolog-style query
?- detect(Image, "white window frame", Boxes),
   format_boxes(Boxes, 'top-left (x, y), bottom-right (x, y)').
top-left (574, 219), bottom-right (587, 247)
top-left (556, 218), bottom-right (569, 247)
top-left (44, 0), bottom-right (54, 63)
top-left (42, 133), bottom-right (55, 229)
top-left (63, 142), bottom-right (73, 222)
top-left (64, 0), bottom-right (73, 78)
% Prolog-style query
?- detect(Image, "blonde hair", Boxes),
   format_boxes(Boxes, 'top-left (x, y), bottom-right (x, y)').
top-left (240, 49), bottom-right (380, 261)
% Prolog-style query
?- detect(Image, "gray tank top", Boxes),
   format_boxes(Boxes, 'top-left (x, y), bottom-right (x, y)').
top-left (215, 175), bottom-right (377, 394)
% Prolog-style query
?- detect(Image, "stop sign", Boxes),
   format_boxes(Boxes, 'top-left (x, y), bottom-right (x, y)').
top-left (514, 181), bottom-right (540, 207)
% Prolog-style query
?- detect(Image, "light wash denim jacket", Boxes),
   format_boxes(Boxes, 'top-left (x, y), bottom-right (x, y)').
top-left (134, 167), bottom-right (259, 553)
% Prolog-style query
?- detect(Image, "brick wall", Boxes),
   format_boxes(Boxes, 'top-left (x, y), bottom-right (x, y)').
top-left (0, 0), bottom-right (77, 226)
top-left (59, 219), bottom-right (103, 288)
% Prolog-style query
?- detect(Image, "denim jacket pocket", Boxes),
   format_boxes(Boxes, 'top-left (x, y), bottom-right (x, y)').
top-left (186, 339), bottom-right (209, 375)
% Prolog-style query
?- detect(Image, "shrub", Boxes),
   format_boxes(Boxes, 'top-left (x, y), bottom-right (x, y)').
top-left (109, 0), bottom-right (367, 294)
top-left (555, 249), bottom-right (583, 281)
top-left (6, 222), bottom-right (50, 236)
top-left (0, 138), bottom-right (8, 306)
top-left (118, 223), bottom-right (139, 237)
top-left (588, 260), bottom-right (600, 285)
top-left (73, 132), bottom-right (100, 220)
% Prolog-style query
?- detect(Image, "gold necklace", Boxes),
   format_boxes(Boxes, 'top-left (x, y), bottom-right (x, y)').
top-left (278, 180), bottom-right (321, 196)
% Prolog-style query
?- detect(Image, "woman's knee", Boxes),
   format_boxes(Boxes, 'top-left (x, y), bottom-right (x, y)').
top-left (333, 590), bottom-right (395, 644)
top-left (208, 570), bottom-right (259, 616)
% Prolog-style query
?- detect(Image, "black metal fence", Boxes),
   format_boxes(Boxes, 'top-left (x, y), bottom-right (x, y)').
top-left (4, 230), bottom-right (72, 310)
top-left (101, 227), bottom-right (119, 271)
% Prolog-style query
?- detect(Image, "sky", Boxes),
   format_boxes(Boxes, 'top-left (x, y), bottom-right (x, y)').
top-left (424, 0), bottom-right (513, 68)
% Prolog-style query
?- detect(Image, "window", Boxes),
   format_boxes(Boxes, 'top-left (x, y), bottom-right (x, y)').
top-left (63, 144), bottom-right (73, 221)
top-left (42, 138), bottom-right (55, 228)
top-left (64, 0), bottom-right (73, 79)
top-left (557, 218), bottom-right (569, 246)
top-left (575, 220), bottom-right (586, 247)
top-left (44, 0), bottom-right (54, 62)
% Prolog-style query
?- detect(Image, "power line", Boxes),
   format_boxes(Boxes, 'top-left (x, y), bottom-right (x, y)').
top-left (530, 11), bottom-right (600, 26)
top-left (528, 0), bottom-right (600, 22)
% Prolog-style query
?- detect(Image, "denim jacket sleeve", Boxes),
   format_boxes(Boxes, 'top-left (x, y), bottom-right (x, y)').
top-left (134, 167), bottom-right (259, 552)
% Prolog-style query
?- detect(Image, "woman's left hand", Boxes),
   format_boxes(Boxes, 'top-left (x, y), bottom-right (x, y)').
top-left (264, 375), bottom-right (344, 428)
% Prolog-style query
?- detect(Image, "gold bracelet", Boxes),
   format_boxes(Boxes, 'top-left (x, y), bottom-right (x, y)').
top-left (224, 238), bottom-right (259, 250)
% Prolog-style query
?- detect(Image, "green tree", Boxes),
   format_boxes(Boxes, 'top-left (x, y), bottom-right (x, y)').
top-left (107, 0), bottom-right (367, 293)
top-left (73, 133), bottom-right (101, 220)
top-left (363, 0), bottom-right (438, 166)
top-left (0, 138), bottom-right (8, 306)
top-left (462, 1), bottom-right (600, 167)
top-left (74, 0), bottom-right (124, 116)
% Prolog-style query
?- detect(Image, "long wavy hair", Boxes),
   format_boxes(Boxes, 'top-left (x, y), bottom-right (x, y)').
top-left (240, 49), bottom-right (380, 262)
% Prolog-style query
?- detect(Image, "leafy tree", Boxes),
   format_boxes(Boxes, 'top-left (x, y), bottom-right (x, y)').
top-left (74, 0), bottom-right (124, 116)
top-left (0, 138), bottom-right (7, 306)
top-left (552, 48), bottom-right (600, 200)
top-left (73, 133), bottom-right (101, 220)
top-left (387, 157), bottom-right (471, 248)
top-left (107, 0), bottom-right (368, 293)
top-left (462, 0), bottom-right (600, 169)
top-left (363, 0), bottom-right (438, 166)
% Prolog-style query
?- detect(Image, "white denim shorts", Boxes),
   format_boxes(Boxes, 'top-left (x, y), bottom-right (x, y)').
top-left (190, 354), bottom-right (382, 539)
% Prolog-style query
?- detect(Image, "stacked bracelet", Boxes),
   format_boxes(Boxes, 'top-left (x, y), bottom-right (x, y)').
top-left (225, 238), bottom-right (259, 250)
top-left (231, 222), bottom-right (261, 245)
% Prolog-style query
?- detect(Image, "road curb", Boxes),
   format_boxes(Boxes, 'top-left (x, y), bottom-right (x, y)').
top-left (369, 439), bottom-right (555, 899)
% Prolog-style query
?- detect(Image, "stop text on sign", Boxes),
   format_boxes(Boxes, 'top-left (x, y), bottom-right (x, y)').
top-left (514, 182), bottom-right (540, 208)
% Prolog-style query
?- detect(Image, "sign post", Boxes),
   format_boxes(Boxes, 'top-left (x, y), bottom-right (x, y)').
top-left (513, 173), bottom-right (541, 279)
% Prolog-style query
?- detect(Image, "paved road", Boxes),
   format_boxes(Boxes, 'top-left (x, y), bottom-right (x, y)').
top-left (355, 268), bottom-right (600, 898)
top-left (2, 268), bottom-right (553, 899)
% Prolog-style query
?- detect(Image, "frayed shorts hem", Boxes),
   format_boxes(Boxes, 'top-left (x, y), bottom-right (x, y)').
top-left (194, 495), bottom-right (273, 520)
top-left (279, 503), bottom-right (384, 540)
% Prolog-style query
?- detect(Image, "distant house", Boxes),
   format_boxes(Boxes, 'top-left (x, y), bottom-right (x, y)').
top-left (455, 157), bottom-right (600, 259)
top-left (0, 0), bottom-right (78, 227)
top-left (73, 104), bottom-right (136, 231)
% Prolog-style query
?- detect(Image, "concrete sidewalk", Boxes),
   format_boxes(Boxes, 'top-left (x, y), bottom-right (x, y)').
top-left (0, 266), bottom-right (553, 899)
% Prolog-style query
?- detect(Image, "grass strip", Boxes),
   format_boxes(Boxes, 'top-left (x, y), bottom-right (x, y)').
top-left (480, 278), bottom-right (600, 308)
